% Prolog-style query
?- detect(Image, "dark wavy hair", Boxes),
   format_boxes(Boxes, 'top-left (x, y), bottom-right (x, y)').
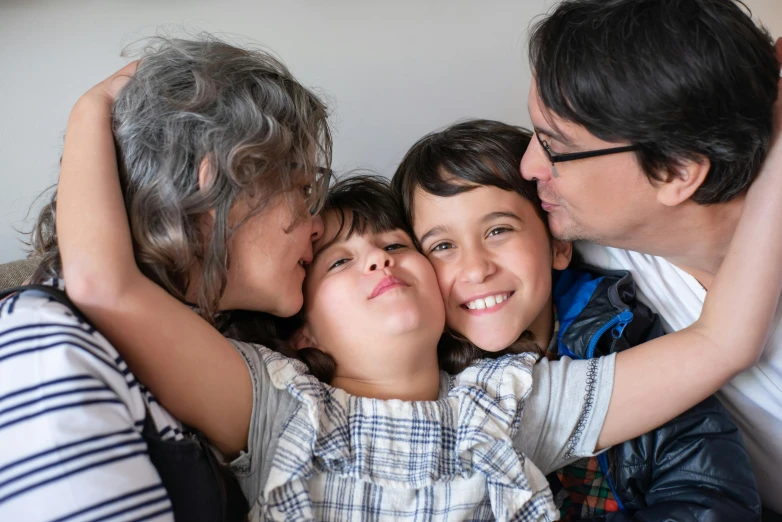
top-left (529, 0), bottom-right (779, 204)
top-left (391, 119), bottom-right (545, 374)
top-left (30, 36), bottom-right (332, 322)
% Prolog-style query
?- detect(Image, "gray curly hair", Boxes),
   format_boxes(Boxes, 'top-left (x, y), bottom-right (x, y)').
top-left (30, 36), bottom-right (332, 321)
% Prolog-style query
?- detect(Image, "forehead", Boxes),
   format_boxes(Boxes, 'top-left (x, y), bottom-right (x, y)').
top-left (315, 208), bottom-right (409, 251)
top-left (527, 81), bottom-right (567, 133)
top-left (412, 185), bottom-right (538, 226)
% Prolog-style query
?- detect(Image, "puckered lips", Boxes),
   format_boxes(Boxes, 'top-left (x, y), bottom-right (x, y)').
top-left (370, 275), bottom-right (409, 299)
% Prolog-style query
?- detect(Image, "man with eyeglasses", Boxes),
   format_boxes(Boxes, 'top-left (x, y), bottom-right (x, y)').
top-left (520, 0), bottom-right (782, 517)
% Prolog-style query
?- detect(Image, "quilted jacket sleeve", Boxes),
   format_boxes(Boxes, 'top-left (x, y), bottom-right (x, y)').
top-left (603, 395), bottom-right (761, 522)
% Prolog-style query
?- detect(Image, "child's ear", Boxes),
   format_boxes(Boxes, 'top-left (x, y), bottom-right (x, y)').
top-left (291, 324), bottom-right (322, 352)
top-left (551, 239), bottom-right (573, 270)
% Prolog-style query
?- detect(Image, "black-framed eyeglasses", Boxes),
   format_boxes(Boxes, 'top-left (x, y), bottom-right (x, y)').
top-left (293, 164), bottom-right (333, 215)
top-left (535, 131), bottom-right (642, 178)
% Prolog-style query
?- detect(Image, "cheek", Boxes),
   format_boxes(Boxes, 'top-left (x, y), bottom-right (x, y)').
top-left (305, 284), bottom-right (336, 343)
top-left (426, 259), bottom-right (454, 308)
top-left (503, 241), bottom-right (551, 286)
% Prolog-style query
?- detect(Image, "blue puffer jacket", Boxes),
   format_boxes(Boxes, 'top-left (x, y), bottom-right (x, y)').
top-left (549, 265), bottom-right (761, 521)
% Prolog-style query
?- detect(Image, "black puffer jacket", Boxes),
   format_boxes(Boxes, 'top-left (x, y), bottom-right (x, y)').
top-left (550, 265), bottom-right (761, 521)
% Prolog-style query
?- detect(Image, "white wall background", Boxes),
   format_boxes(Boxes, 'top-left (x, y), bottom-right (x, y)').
top-left (0, 0), bottom-right (779, 263)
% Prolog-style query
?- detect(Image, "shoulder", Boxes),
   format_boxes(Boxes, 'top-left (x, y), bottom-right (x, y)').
top-left (575, 242), bottom-right (678, 284)
top-left (0, 283), bottom-right (103, 347)
top-left (451, 352), bottom-right (539, 402)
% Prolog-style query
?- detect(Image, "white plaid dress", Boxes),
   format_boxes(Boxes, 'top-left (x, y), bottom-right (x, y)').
top-left (250, 347), bottom-right (558, 522)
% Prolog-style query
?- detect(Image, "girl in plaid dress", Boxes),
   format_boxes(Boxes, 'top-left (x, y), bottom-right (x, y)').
top-left (25, 51), bottom-right (782, 521)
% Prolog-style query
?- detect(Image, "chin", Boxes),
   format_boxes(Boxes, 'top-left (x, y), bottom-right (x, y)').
top-left (275, 294), bottom-right (304, 318)
top-left (382, 308), bottom-right (435, 337)
top-left (468, 333), bottom-right (518, 353)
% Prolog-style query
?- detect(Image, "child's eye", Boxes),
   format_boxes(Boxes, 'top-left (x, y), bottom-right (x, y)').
top-left (385, 243), bottom-right (406, 252)
top-left (431, 242), bottom-right (455, 253)
top-left (328, 258), bottom-right (349, 270)
top-left (487, 227), bottom-right (511, 238)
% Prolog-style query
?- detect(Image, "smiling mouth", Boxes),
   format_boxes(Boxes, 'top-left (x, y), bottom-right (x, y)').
top-left (461, 292), bottom-right (514, 311)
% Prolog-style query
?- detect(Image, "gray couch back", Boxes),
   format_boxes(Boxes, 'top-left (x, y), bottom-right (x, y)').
top-left (0, 258), bottom-right (39, 290)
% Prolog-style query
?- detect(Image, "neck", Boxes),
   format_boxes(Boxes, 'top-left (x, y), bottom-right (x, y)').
top-left (330, 335), bottom-right (442, 401)
top-left (529, 297), bottom-right (555, 351)
top-left (606, 195), bottom-right (744, 290)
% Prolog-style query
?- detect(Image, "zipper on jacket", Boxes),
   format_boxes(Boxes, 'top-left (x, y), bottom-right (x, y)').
top-left (586, 309), bottom-right (633, 358)
top-left (598, 453), bottom-right (627, 512)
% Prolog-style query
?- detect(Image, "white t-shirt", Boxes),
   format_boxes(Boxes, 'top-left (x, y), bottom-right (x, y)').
top-left (578, 242), bottom-right (782, 513)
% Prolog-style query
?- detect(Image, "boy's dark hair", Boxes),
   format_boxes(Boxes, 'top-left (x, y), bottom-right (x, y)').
top-left (529, 0), bottom-right (779, 204)
top-left (392, 119), bottom-right (543, 229)
top-left (391, 119), bottom-right (545, 374)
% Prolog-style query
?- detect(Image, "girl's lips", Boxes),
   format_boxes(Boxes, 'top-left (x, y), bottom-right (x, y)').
top-left (370, 275), bottom-right (409, 299)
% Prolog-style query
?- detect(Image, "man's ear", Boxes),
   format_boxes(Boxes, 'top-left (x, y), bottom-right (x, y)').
top-left (656, 157), bottom-right (710, 207)
top-left (291, 324), bottom-right (322, 352)
top-left (551, 239), bottom-right (573, 270)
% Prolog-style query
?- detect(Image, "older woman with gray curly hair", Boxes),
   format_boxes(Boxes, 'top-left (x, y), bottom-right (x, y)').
top-left (0, 37), bottom-right (331, 522)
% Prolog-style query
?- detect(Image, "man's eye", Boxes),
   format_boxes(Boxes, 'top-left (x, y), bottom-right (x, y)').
top-left (431, 242), bottom-right (454, 252)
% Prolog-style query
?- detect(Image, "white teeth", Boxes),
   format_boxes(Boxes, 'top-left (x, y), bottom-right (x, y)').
top-left (465, 293), bottom-right (510, 311)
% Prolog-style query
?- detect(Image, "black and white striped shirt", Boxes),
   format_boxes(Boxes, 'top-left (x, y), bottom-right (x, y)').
top-left (0, 280), bottom-right (182, 521)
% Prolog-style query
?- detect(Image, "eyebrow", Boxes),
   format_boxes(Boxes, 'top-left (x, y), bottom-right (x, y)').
top-left (418, 224), bottom-right (449, 246)
top-left (312, 236), bottom-right (346, 265)
top-left (482, 211), bottom-right (523, 224)
top-left (533, 125), bottom-right (574, 147)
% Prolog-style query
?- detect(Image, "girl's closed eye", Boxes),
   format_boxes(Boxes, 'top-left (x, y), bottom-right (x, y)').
top-left (328, 257), bottom-right (350, 270)
top-left (385, 243), bottom-right (407, 252)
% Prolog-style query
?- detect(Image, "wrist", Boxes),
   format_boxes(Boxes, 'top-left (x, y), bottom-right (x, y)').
top-left (73, 91), bottom-right (113, 116)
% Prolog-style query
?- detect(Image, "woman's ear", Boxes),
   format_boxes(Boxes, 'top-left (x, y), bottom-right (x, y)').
top-left (291, 324), bottom-right (321, 352)
top-left (551, 239), bottom-right (573, 270)
top-left (197, 156), bottom-right (215, 193)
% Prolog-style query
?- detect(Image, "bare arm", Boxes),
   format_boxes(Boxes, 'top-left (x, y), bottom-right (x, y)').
top-left (597, 48), bottom-right (782, 449)
top-left (57, 66), bottom-right (252, 456)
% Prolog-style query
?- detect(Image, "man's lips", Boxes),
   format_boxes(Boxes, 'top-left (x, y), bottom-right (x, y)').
top-left (370, 275), bottom-right (409, 299)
